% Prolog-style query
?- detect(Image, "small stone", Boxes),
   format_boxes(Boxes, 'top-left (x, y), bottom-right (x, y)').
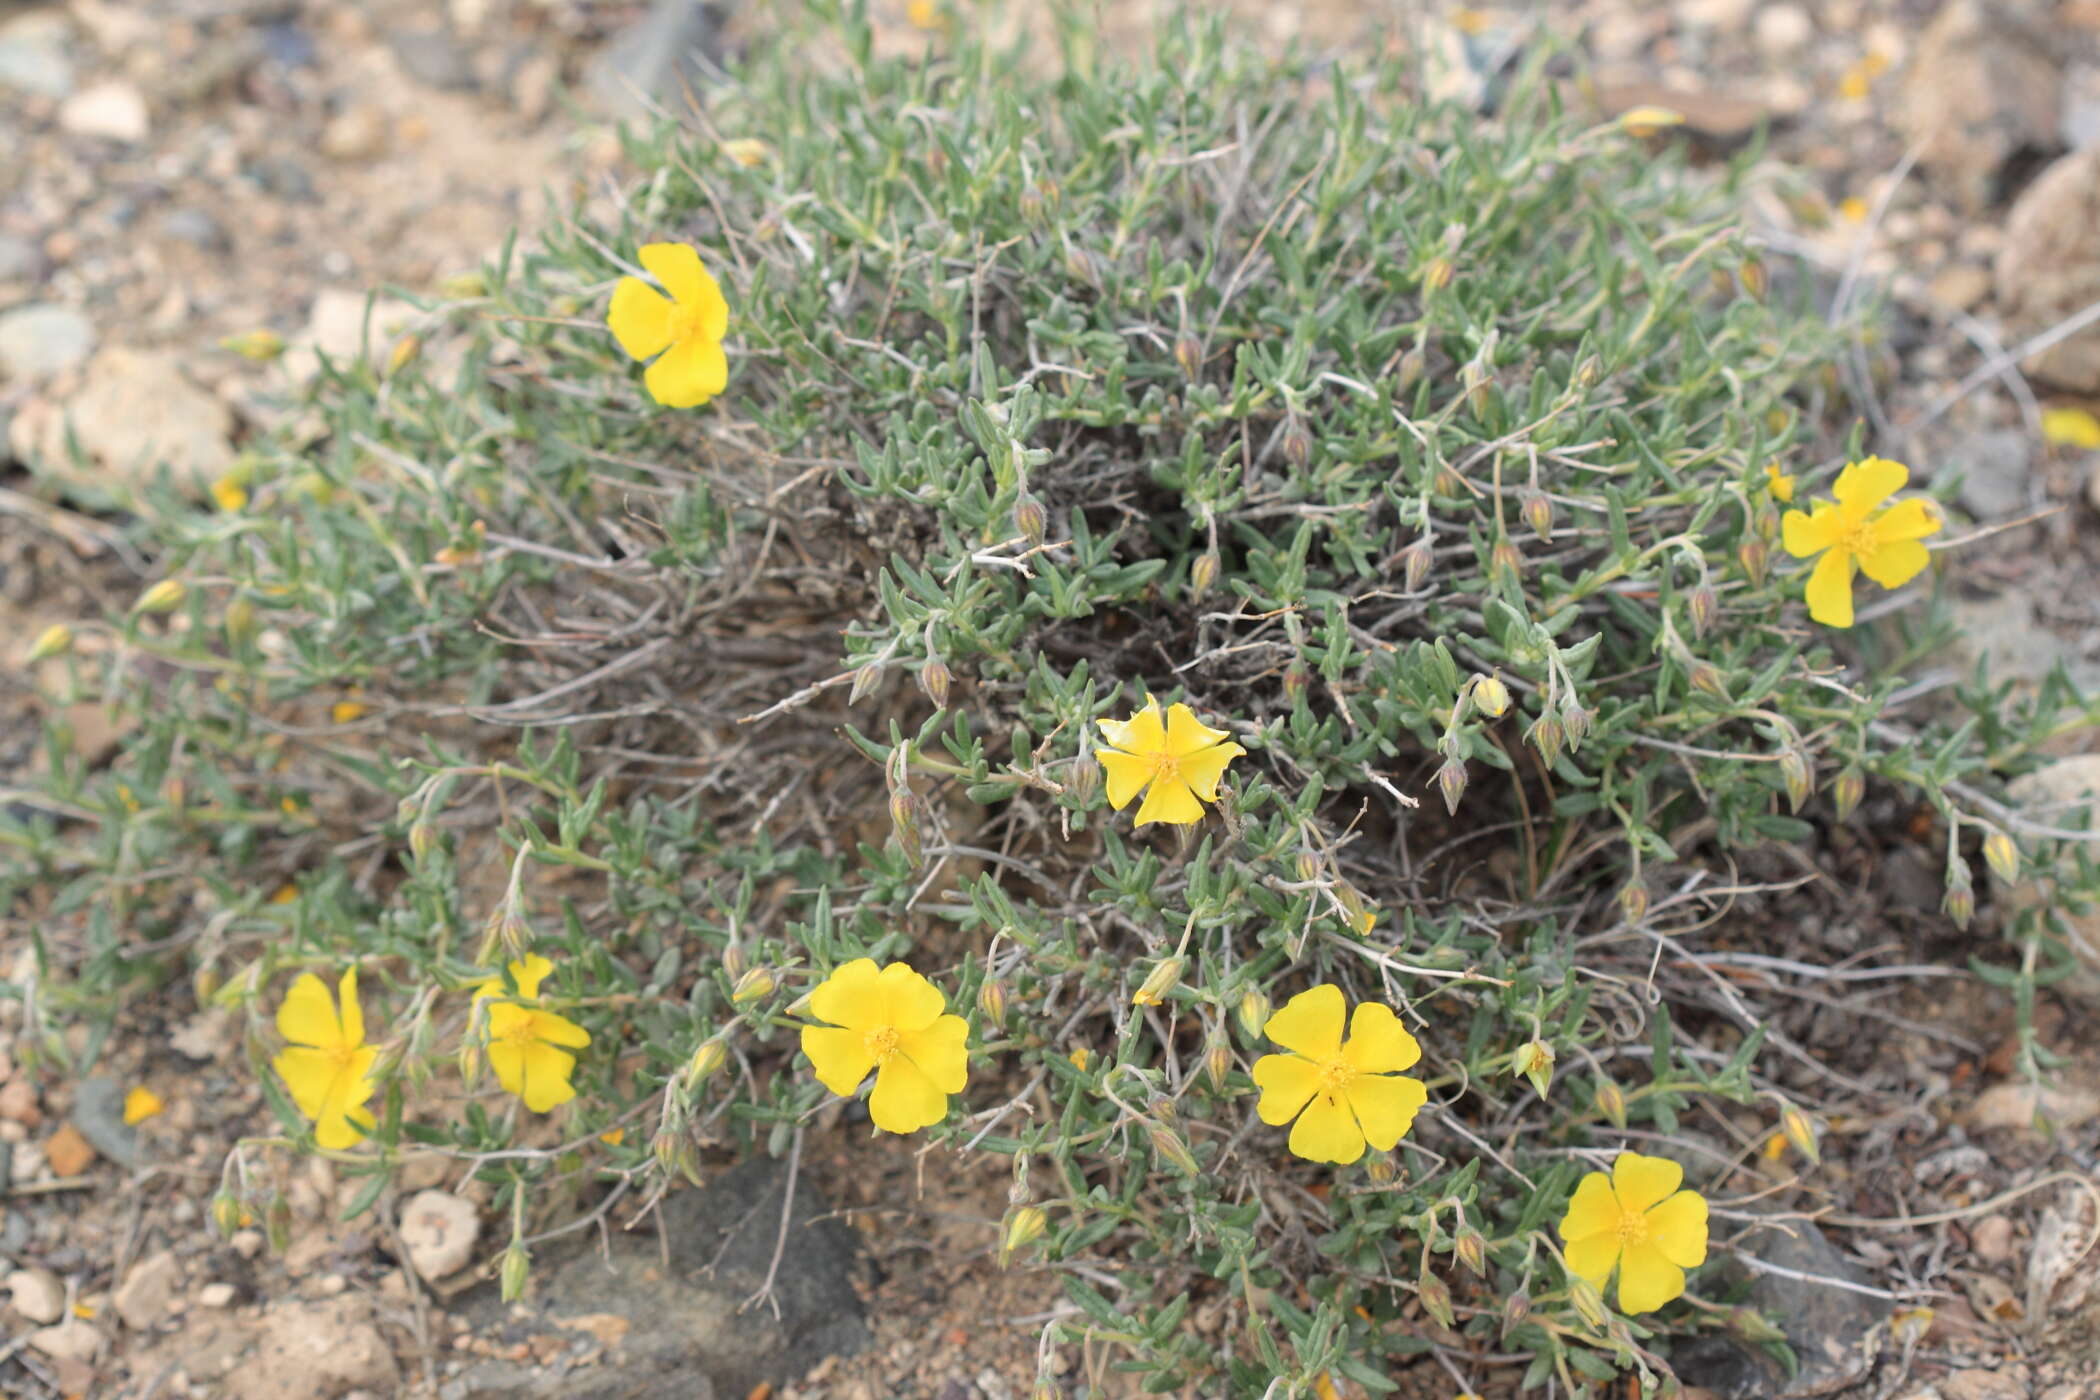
top-left (71, 1076), bottom-right (140, 1169)
top-left (198, 1281), bottom-right (237, 1308)
top-left (113, 1248), bottom-right (180, 1329)
top-left (230, 1229), bottom-right (265, 1260)
top-left (17, 347), bottom-right (235, 499)
top-left (1928, 263), bottom-right (1994, 312)
top-left (45, 1123), bottom-right (95, 1177)
top-left (0, 1079), bottom-right (41, 1127)
top-left (1999, 148), bottom-right (2100, 393)
top-left (320, 104), bottom-right (389, 162)
top-left (1950, 428), bottom-right (2032, 518)
top-left (1945, 1369), bottom-right (2027, 1400)
top-left (58, 80), bottom-right (149, 142)
top-left (160, 208), bottom-right (229, 253)
top-left (0, 233), bottom-right (42, 283)
top-left (1899, 0), bottom-right (2063, 214)
top-left (282, 288), bottom-right (418, 382)
top-left (509, 50), bottom-right (559, 124)
top-left (225, 1296), bottom-right (398, 1400)
top-left (0, 14), bottom-right (75, 99)
top-left (1752, 4), bottom-right (1813, 57)
top-left (1968, 1080), bottom-right (2100, 1132)
top-left (246, 154), bottom-right (317, 203)
top-left (398, 1190), bottom-right (480, 1281)
top-left (389, 24), bottom-right (477, 91)
top-left (1676, 0), bottom-right (1755, 30)
top-left (0, 304), bottom-right (95, 383)
top-left (7, 1265), bottom-right (66, 1324)
top-left (29, 1317), bottom-right (102, 1363)
top-left (1971, 1213), bottom-right (2016, 1263)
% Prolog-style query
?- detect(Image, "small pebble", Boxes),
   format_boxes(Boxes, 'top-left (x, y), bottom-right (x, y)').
top-left (58, 80), bottom-right (150, 142)
top-left (1753, 4), bottom-right (1814, 57)
top-left (198, 1282), bottom-right (237, 1308)
top-left (1971, 1213), bottom-right (2016, 1264)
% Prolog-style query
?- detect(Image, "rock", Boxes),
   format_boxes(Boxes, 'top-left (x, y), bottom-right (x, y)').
top-left (113, 1248), bottom-right (180, 1329)
top-left (1899, 0), bottom-right (2062, 214)
top-left (226, 1295), bottom-right (398, 1400)
top-left (246, 154), bottom-right (317, 203)
top-left (1751, 4), bottom-right (1813, 57)
top-left (0, 1078), bottom-right (41, 1126)
top-left (17, 347), bottom-right (235, 499)
top-left (44, 1122), bottom-right (95, 1177)
top-left (8, 1265), bottom-right (66, 1324)
top-left (198, 1281), bottom-right (237, 1308)
top-left (1949, 428), bottom-right (2032, 518)
top-left (508, 49), bottom-right (559, 124)
top-left (1676, 0), bottom-right (1755, 30)
top-left (29, 1317), bottom-right (102, 1363)
top-left (389, 24), bottom-right (477, 91)
top-left (1675, 1218), bottom-right (1891, 1399)
top-left (1940, 591), bottom-right (2100, 695)
top-left (160, 207), bottom-right (230, 253)
top-left (399, 1190), bottom-right (480, 1282)
top-left (320, 104), bottom-right (389, 163)
top-left (72, 1075), bottom-right (140, 1169)
top-left (2066, 63), bottom-right (2100, 151)
top-left (1928, 263), bottom-right (1994, 312)
top-left (1998, 148), bottom-right (2100, 393)
top-left (450, 1157), bottom-right (869, 1400)
top-left (1967, 1080), bottom-right (2100, 1132)
top-left (283, 288), bottom-right (419, 383)
top-left (0, 233), bottom-right (43, 283)
top-left (0, 304), bottom-right (95, 383)
top-left (583, 0), bottom-right (722, 121)
top-left (1586, 82), bottom-right (1775, 147)
top-left (2002, 755), bottom-right (2100, 999)
top-left (57, 80), bottom-right (150, 142)
top-left (1971, 1213), bottom-right (2016, 1264)
top-left (1945, 1369), bottom-right (2028, 1400)
top-left (0, 12), bottom-right (75, 98)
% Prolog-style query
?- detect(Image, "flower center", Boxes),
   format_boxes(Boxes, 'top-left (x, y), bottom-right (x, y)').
top-left (327, 1043), bottom-right (360, 1069)
top-left (1151, 753), bottom-right (1181, 783)
top-left (667, 301), bottom-right (703, 344)
top-left (1316, 1056), bottom-right (1355, 1097)
top-left (1835, 514), bottom-right (1879, 558)
top-left (1615, 1209), bottom-right (1649, 1245)
top-left (498, 1012), bottom-right (542, 1049)
top-left (864, 1026), bottom-right (901, 1062)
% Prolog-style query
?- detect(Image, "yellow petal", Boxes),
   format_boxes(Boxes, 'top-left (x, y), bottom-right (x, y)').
top-left (1097, 748), bottom-right (1156, 809)
top-left (1264, 984), bottom-right (1347, 1060)
top-left (336, 967), bottom-right (365, 1048)
top-left (1615, 1241), bottom-right (1686, 1313)
top-left (1764, 462), bottom-right (1794, 502)
top-left (803, 1025), bottom-right (876, 1096)
top-left (1857, 537), bottom-right (1930, 590)
top-left (1611, 1152), bottom-right (1684, 1214)
top-left (1344, 1072), bottom-right (1428, 1150)
top-left (607, 277), bottom-right (674, 360)
top-left (810, 958), bottom-right (884, 1031)
top-left (274, 1046), bottom-right (339, 1119)
top-left (277, 972), bottom-right (343, 1050)
top-left (868, 1053), bottom-right (949, 1133)
top-left (638, 243), bottom-right (712, 311)
top-left (1341, 1002), bottom-right (1421, 1074)
top-left (1780, 504), bottom-right (1842, 559)
top-left (1871, 497), bottom-right (1942, 543)
top-left (122, 1086), bottom-right (163, 1125)
top-left (1251, 1053), bottom-right (1321, 1125)
top-left (1643, 1190), bottom-right (1709, 1268)
top-left (1803, 546), bottom-right (1857, 627)
top-left (1287, 1090), bottom-right (1366, 1164)
top-left (1832, 456), bottom-right (1907, 511)
top-left (1132, 775), bottom-right (1204, 826)
top-left (487, 1037), bottom-right (528, 1099)
top-left (1559, 1170), bottom-right (1621, 1242)
top-left (871, 962), bottom-right (947, 1033)
top-left (1113, 700), bottom-right (1166, 755)
top-left (1162, 702), bottom-right (1232, 757)
top-left (2042, 406), bottom-right (2100, 450)
top-left (532, 1010), bottom-right (592, 1049)
top-left (317, 1046), bottom-right (378, 1137)
top-left (896, 1014), bottom-right (970, 1093)
top-left (644, 337), bottom-right (729, 408)
top-left (1174, 740), bottom-right (1244, 802)
top-left (314, 1101), bottom-right (372, 1151)
top-left (1562, 1229), bottom-right (1621, 1287)
top-left (519, 1041), bottom-right (579, 1112)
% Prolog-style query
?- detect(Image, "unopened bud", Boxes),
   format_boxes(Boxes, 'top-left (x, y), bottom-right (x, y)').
top-left (1281, 422), bottom-right (1312, 470)
top-left (499, 1242), bottom-right (531, 1302)
top-left (1617, 878), bottom-right (1648, 925)
top-left (720, 137), bottom-right (770, 167)
top-left (1943, 865), bottom-right (1975, 930)
top-left (1436, 757), bottom-right (1467, 814)
top-left (1238, 989), bottom-right (1271, 1040)
top-left (1594, 1079), bottom-right (1628, 1128)
top-left (1018, 182), bottom-right (1046, 226)
top-left (1560, 697), bottom-right (1590, 748)
top-left (1569, 1276), bottom-right (1608, 1330)
top-left (1730, 1305), bottom-right (1787, 1344)
top-left (1146, 1121), bottom-right (1199, 1176)
top-left (1189, 549), bottom-right (1220, 599)
top-left (1000, 1205), bottom-right (1047, 1265)
top-left (211, 1192), bottom-right (242, 1238)
top-left (386, 334), bottom-right (421, 376)
top-left (1401, 538), bottom-right (1433, 593)
top-left (653, 1128), bottom-right (682, 1175)
top-left (1982, 827), bottom-right (2019, 885)
top-left (459, 1034), bottom-right (483, 1089)
top-left (408, 821), bottom-right (437, 861)
top-left (1173, 335), bottom-right (1202, 381)
top-left (1282, 664), bottom-right (1309, 705)
top-left (1295, 850), bottom-right (1322, 883)
top-left (1012, 489), bottom-right (1047, 548)
top-left (1490, 536), bottom-right (1521, 582)
top-left (1777, 746), bottom-right (1813, 813)
top-left (1514, 1039), bottom-right (1555, 1099)
top-left (1688, 584), bottom-right (1718, 638)
top-left (1780, 1102), bottom-right (1821, 1164)
top-left (1739, 257), bottom-right (1767, 298)
top-left (1205, 1037), bottom-right (1232, 1094)
top-left (731, 967), bottom-right (775, 1004)
top-left (219, 328), bottom-right (284, 361)
top-left (1068, 752), bottom-right (1099, 803)
top-left (225, 595), bottom-right (257, 644)
top-left (1472, 673), bottom-right (1511, 718)
top-left (889, 786), bottom-right (925, 867)
top-left (1455, 1227), bottom-right (1487, 1277)
top-left (1395, 348), bottom-right (1425, 397)
top-left (918, 656), bottom-right (952, 709)
top-left (848, 662), bottom-right (883, 705)
top-left (1334, 882), bottom-right (1376, 935)
top-left (1522, 488), bottom-right (1555, 542)
top-left (1527, 713), bottom-right (1565, 767)
top-left (1365, 1155), bottom-right (1397, 1185)
top-left (977, 978), bottom-right (1008, 1028)
top-left (135, 579), bottom-right (187, 614)
top-left (1420, 255), bottom-right (1454, 292)
top-left (27, 623), bottom-right (73, 663)
top-left (1131, 957), bottom-right (1184, 1008)
top-left (1832, 767), bottom-right (1865, 822)
top-left (1417, 1272), bottom-right (1455, 1329)
top-left (1737, 535), bottom-right (1769, 587)
top-left (685, 1037), bottom-right (728, 1089)
top-left (1687, 662), bottom-right (1729, 702)
top-left (1573, 354), bottom-right (1601, 388)
top-left (720, 943), bottom-right (747, 983)
top-left (1501, 1290), bottom-right (1531, 1337)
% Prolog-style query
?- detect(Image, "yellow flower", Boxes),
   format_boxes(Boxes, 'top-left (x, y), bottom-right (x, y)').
top-left (1617, 105), bottom-right (1684, 139)
top-left (905, 0), bottom-right (941, 29)
top-left (800, 958), bottom-right (969, 1134)
top-left (123, 1086), bottom-right (164, 1125)
top-left (720, 138), bottom-right (770, 168)
top-left (211, 473), bottom-right (248, 512)
top-left (1764, 461), bottom-right (1794, 502)
top-left (475, 954), bottom-right (592, 1114)
top-left (273, 969), bottom-right (379, 1150)
top-left (606, 243), bottom-right (730, 409)
top-left (1096, 696), bottom-right (1246, 827)
top-left (1251, 984), bottom-right (1429, 1165)
top-left (1558, 1151), bottom-right (1709, 1313)
top-left (1838, 195), bottom-right (1869, 224)
top-left (2042, 406), bottom-right (2100, 450)
top-left (1780, 457), bottom-right (1942, 628)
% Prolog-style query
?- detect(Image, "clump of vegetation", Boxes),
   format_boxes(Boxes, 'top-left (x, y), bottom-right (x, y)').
top-left (10, 6), bottom-right (2095, 1395)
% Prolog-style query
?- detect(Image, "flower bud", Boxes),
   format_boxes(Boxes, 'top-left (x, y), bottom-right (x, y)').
top-left (1500, 1289), bottom-right (1531, 1337)
top-left (1527, 713), bottom-right (1565, 767)
top-left (1204, 1036), bottom-right (1232, 1094)
top-left (1281, 422), bottom-right (1312, 471)
top-left (1011, 491), bottom-right (1048, 549)
top-left (409, 821), bottom-right (437, 862)
top-left (1400, 537), bottom-right (1433, 593)
top-left (1365, 1155), bottom-right (1397, 1185)
top-left (1189, 549), bottom-right (1220, 599)
top-left (1942, 865), bottom-right (1975, 931)
top-left (500, 1243), bottom-right (530, 1302)
top-left (848, 661), bottom-right (884, 705)
top-left (1472, 673), bottom-right (1511, 718)
top-left (1237, 989), bottom-right (1271, 1040)
top-left (1435, 757), bottom-right (1467, 814)
top-left (918, 655), bottom-right (952, 709)
top-left (459, 1034), bottom-right (483, 1089)
top-left (1131, 957), bottom-right (1183, 1008)
top-left (135, 579), bottom-right (187, 614)
top-left (1067, 752), bottom-right (1099, 803)
top-left (1000, 1205), bottom-right (1047, 1266)
top-left (1522, 488), bottom-right (1555, 542)
top-left (685, 1037), bottom-right (728, 1090)
top-left (721, 137), bottom-right (770, 167)
top-left (1730, 1305), bottom-right (1787, 1343)
top-left (1417, 1271), bottom-right (1455, 1329)
top-left (211, 1191), bottom-right (243, 1238)
top-left (1824, 769), bottom-right (1865, 825)
top-left (1174, 335), bottom-right (1202, 381)
top-left (1594, 1079), bottom-right (1628, 1129)
top-left (720, 944), bottom-right (747, 983)
top-left (1687, 662), bottom-right (1729, 702)
top-left (1617, 878), bottom-right (1648, 925)
top-left (889, 786), bottom-right (925, 867)
top-left (1394, 347), bottom-right (1426, 397)
top-left (386, 334), bottom-right (421, 377)
top-left (1737, 535), bottom-right (1769, 588)
top-left (1454, 1227), bottom-right (1487, 1277)
top-left (1982, 827), bottom-right (2019, 885)
top-left (1420, 255), bottom-right (1454, 293)
top-left (730, 967), bottom-right (775, 1004)
top-left (1514, 1040), bottom-right (1554, 1099)
top-left (1146, 1121), bottom-right (1198, 1176)
top-left (1489, 536), bottom-right (1521, 582)
top-left (1019, 181), bottom-right (1048, 226)
top-left (225, 595), bottom-right (258, 645)
top-left (977, 978), bottom-right (1008, 1028)
top-left (1281, 664), bottom-right (1309, 705)
top-left (1777, 746), bottom-right (1813, 813)
top-left (1688, 583), bottom-right (1718, 638)
top-left (1559, 697), bottom-right (1590, 748)
top-left (653, 1128), bottom-right (682, 1175)
top-left (1334, 883), bottom-right (1376, 936)
top-left (1294, 850), bottom-right (1322, 883)
top-left (1780, 1102), bottom-right (1821, 1164)
top-left (219, 328), bottom-right (285, 361)
top-left (1569, 1276), bottom-right (1608, 1330)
